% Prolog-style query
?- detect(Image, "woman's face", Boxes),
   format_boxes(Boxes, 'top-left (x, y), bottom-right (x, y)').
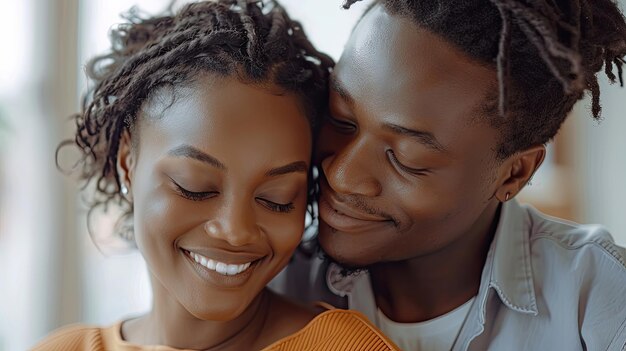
top-left (119, 75), bottom-right (312, 321)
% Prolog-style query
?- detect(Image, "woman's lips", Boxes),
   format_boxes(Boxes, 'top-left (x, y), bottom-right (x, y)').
top-left (184, 249), bottom-right (253, 276)
top-left (318, 194), bottom-right (390, 233)
top-left (181, 249), bottom-right (264, 288)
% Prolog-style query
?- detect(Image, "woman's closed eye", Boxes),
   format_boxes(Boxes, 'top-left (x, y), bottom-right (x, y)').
top-left (170, 177), bottom-right (219, 201)
top-left (256, 198), bottom-right (295, 213)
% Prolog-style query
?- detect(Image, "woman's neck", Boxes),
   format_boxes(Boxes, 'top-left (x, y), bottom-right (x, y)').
top-left (122, 283), bottom-right (270, 350)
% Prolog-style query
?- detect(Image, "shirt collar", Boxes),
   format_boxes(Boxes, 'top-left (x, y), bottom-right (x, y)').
top-left (488, 199), bottom-right (538, 315)
top-left (326, 199), bottom-right (538, 317)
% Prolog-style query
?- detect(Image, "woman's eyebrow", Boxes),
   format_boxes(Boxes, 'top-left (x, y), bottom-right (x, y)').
top-left (266, 161), bottom-right (308, 177)
top-left (167, 144), bottom-right (226, 170)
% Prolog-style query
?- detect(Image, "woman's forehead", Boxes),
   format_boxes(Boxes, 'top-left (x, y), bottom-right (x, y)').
top-left (136, 76), bottom-right (313, 162)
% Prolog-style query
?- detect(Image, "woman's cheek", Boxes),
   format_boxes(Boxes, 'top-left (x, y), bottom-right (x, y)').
top-left (264, 207), bottom-right (307, 255)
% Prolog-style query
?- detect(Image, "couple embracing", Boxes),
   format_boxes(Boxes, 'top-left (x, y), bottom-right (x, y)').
top-left (35, 0), bottom-right (626, 350)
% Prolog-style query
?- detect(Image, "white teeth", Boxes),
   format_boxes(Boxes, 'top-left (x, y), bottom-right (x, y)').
top-left (226, 265), bottom-right (239, 275)
top-left (188, 251), bottom-right (253, 276)
top-left (216, 262), bottom-right (227, 275)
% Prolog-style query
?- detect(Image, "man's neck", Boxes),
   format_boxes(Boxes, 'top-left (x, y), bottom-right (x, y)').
top-left (368, 201), bottom-right (501, 323)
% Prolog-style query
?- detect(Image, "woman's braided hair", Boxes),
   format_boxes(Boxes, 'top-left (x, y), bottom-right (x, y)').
top-left (343, 0), bottom-right (626, 158)
top-left (65, 0), bottom-right (333, 241)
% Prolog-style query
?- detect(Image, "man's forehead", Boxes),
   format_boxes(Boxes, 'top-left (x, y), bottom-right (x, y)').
top-left (346, 5), bottom-right (494, 83)
top-left (332, 5), bottom-right (500, 158)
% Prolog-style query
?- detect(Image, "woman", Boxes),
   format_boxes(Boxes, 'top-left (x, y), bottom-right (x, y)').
top-left (33, 1), bottom-right (400, 350)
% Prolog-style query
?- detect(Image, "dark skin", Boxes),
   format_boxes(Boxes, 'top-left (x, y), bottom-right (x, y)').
top-left (317, 4), bottom-right (545, 323)
top-left (116, 75), bottom-right (315, 350)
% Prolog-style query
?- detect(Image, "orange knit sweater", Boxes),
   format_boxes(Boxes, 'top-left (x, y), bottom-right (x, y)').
top-left (31, 309), bottom-right (400, 351)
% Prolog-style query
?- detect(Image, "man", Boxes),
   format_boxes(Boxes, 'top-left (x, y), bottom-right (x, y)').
top-left (273, 0), bottom-right (626, 350)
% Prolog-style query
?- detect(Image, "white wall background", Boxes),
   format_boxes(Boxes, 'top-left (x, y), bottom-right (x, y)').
top-left (575, 75), bottom-right (626, 245)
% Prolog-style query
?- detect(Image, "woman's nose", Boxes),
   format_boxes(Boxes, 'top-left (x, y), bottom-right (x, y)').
top-left (203, 200), bottom-right (260, 247)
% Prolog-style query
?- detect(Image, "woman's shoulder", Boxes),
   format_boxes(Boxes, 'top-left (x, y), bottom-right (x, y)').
top-left (263, 309), bottom-right (401, 351)
top-left (30, 323), bottom-right (111, 351)
top-left (264, 290), bottom-right (318, 338)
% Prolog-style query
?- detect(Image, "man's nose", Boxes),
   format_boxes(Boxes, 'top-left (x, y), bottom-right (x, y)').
top-left (320, 136), bottom-right (382, 197)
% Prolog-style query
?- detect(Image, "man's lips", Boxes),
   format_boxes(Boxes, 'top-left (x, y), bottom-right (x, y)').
top-left (318, 194), bottom-right (391, 232)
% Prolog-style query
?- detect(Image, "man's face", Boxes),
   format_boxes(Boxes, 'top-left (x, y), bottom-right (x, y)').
top-left (317, 4), bottom-right (503, 267)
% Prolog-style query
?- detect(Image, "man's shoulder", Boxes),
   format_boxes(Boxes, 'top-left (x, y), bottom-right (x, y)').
top-left (521, 205), bottom-right (626, 349)
top-left (524, 205), bottom-right (626, 296)
top-left (524, 204), bottom-right (626, 271)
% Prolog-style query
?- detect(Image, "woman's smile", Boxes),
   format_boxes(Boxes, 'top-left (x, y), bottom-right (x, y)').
top-left (186, 250), bottom-right (254, 276)
top-left (181, 248), bottom-right (264, 288)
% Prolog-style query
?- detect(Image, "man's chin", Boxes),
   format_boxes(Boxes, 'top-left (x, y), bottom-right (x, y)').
top-left (317, 223), bottom-right (375, 271)
top-left (315, 245), bottom-right (369, 276)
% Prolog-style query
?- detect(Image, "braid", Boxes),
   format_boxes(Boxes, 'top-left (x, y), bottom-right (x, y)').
top-left (343, 0), bottom-right (626, 158)
top-left (62, 0), bottom-right (333, 242)
top-left (490, 0), bottom-right (585, 95)
top-left (236, 0), bottom-right (264, 75)
top-left (343, 0), bottom-right (360, 9)
top-left (496, 4), bottom-right (512, 117)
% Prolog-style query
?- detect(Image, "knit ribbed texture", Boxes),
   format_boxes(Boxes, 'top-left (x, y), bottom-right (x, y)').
top-left (31, 309), bottom-right (400, 351)
top-left (265, 309), bottom-right (400, 351)
top-left (31, 325), bottom-right (104, 351)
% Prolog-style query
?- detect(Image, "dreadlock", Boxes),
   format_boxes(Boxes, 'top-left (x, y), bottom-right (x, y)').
top-left (62, 0), bottom-right (333, 242)
top-left (343, 0), bottom-right (626, 158)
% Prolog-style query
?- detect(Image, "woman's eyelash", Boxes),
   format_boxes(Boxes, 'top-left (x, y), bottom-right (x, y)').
top-left (170, 178), bottom-right (217, 201)
top-left (169, 178), bottom-right (294, 212)
top-left (257, 198), bottom-right (295, 213)
top-left (387, 150), bottom-right (428, 176)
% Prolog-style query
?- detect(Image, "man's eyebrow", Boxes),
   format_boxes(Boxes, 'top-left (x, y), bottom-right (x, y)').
top-left (266, 161), bottom-right (308, 177)
top-left (382, 123), bottom-right (448, 153)
top-left (330, 74), bottom-right (355, 106)
top-left (167, 145), bottom-right (226, 170)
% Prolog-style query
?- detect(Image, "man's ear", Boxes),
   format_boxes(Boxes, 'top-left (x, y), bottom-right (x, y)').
top-left (117, 130), bottom-right (135, 199)
top-left (494, 145), bottom-right (545, 202)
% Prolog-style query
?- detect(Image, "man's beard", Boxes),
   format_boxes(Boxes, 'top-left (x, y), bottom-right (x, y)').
top-left (299, 235), bottom-right (370, 277)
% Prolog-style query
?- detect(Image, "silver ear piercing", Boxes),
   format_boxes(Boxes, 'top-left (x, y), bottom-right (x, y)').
top-left (121, 184), bottom-right (129, 196)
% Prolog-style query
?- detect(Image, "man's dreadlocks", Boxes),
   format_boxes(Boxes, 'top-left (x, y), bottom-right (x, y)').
top-left (343, 0), bottom-right (626, 158)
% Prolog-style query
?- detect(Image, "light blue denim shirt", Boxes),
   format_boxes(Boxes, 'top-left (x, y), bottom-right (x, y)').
top-left (271, 200), bottom-right (626, 350)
